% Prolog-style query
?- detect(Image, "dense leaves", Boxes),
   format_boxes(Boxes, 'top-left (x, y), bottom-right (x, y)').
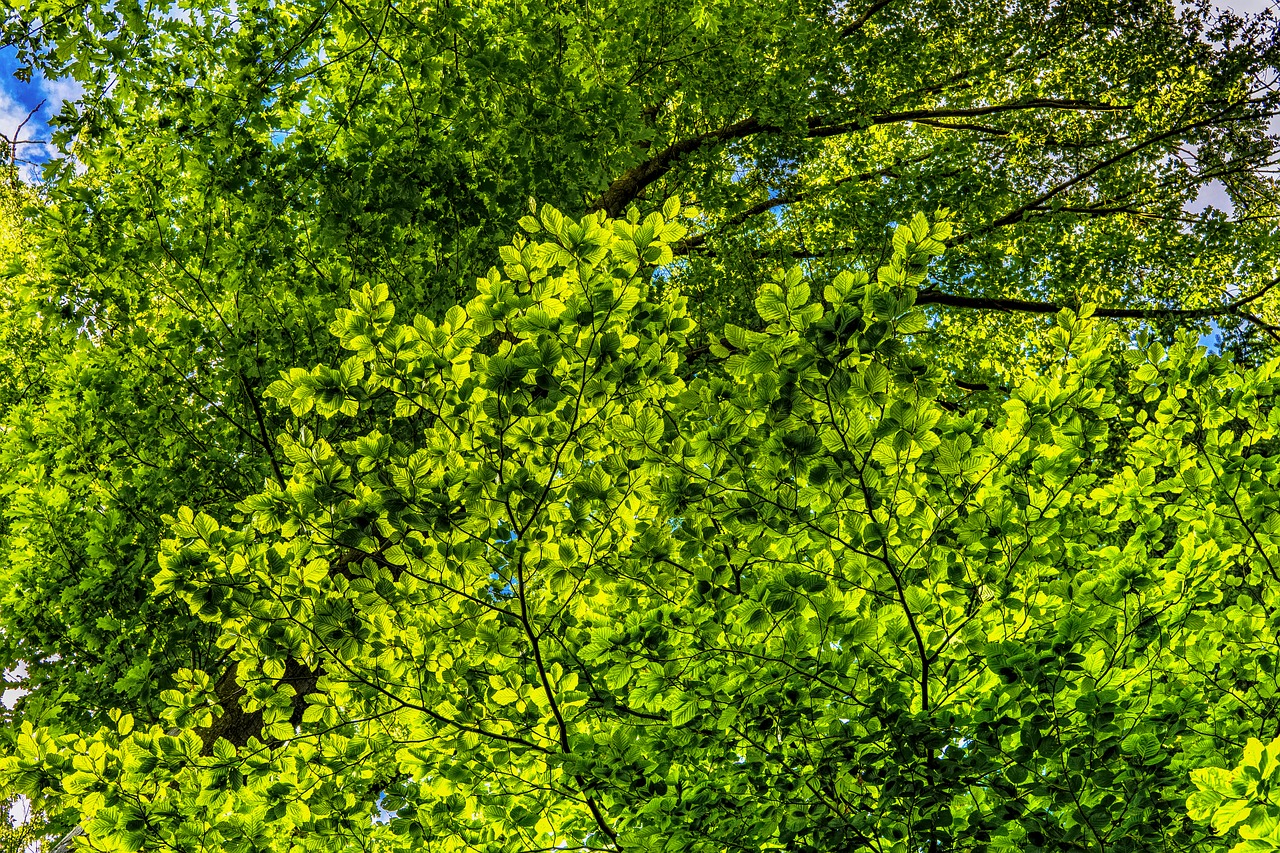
top-left (1, 0), bottom-right (1280, 850)
top-left (2, 208), bottom-right (1279, 851)
top-left (4, 0), bottom-right (1280, 734)
top-left (1190, 736), bottom-right (1280, 851)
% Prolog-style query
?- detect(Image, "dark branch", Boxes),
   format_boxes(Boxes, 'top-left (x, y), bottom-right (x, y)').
top-left (912, 117), bottom-right (1011, 136)
top-left (971, 111), bottom-right (1246, 237)
top-left (595, 117), bottom-right (763, 216)
top-left (839, 0), bottom-right (897, 38)
top-left (954, 379), bottom-right (1006, 392)
top-left (915, 286), bottom-right (1280, 342)
top-left (805, 99), bottom-right (1132, 141)
top-left (594, 100), bottom-right (1135, 216)
top-left (676, 161), bottom-right (915, 252)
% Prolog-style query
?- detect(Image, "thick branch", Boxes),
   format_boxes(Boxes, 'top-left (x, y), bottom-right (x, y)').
top-left (972, 112), bottom-right (1241, 236)
top-left (593, 100), bottom-right (1133, 216)
top-left (49, 826), bottom-right (85, 853)
top-left (916, 287), bottom-right (1280, 341)
top-left (686, 280), bottom-right (1279, 370)
top-left (954, 378), bottom-right (1006, 392)
top-left (839, 0), bottom-right (897, 37)
top-left (196, 657), bottom-right (321, 753)
top-left (917, 289), bottom-right (1193, 318)
top-left (46, 657), bottom-right (322, 853)
top-left (806, 99), bottom-right (1131, 141)
top-left (595, 117), bottom-right (763, 217)
top-left (912, 117), bottom-right (1011, 136)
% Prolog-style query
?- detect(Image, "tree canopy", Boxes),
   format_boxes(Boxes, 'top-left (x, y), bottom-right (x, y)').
top-left (2, 1), bottom-right (1280, 851)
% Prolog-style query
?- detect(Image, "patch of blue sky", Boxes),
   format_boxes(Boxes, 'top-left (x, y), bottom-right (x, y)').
top-left (650, 256), bottom-right (688, 286)
top-left (1200, 319), bottom-right (1224, 353)
top-left (372, 791), bottom-right (394, 825)
top-left (0, 45), bottom-right (84, 182)
top-left (768, 185), bottom-right (785, 224)
top-left (1128, 316), bottom-right (1225, 356)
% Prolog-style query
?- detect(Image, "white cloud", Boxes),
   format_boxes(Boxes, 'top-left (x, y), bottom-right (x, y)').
top-left (6, 795), bottom-right (31, 826)
top-left (39, 75), bottom-right (85, 117)
top-left (0, 86), bottom-right (50, 182)
top-left (1218, 0), bottom-right (1277, 13)
top-left (2, 661), bottom-right (28, 710)
top-left (0, 86), bottom-right (39, 146)
top-left (1186, 179), bottom-right (1234, 215)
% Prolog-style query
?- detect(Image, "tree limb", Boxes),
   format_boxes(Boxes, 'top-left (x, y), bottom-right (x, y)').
top-left (839, 0), bottom-right (897, 38)
top-left (968, 110), bottom-right (1248, 237)
top-left (675, 161), bottom-right (919, 252)
top-left (915, 287), bottom-right (1280, 342)
top-left (593, 100), bottom-right (1135, 216)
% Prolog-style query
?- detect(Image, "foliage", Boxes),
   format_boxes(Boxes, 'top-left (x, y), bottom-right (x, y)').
top-left (1190, 736), bottom-right (1280, 852)
top-left (2, 0), bottom-right (1279, 733)
top-left (1, 0), bottom-right (1280, 850)
top-left (2, 208), bottom-right (1279, 851)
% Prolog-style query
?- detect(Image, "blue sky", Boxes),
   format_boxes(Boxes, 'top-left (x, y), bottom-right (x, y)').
top-left (0, 45), bottom-right (83, 181)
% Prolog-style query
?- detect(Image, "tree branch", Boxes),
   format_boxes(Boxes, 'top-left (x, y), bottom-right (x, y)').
top-left (839, 0), bottom-right (897, 38)
top-left (676, 161), bottom-right (917, 252)
top-left (968, 111), bottom-right (1245, 237)
top-left (594, 100), bottom-right (1134, 216)
top-left (595, 117), bottom-right (763, 216)
top-left (915, 287), bottom-right (1280, 341)
top-left (912, 117), bottom-right (1011, 136)
top-left (238, 372), bottom-right (287, 488)
top-left (514, 555), bottom-right (621, 848)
